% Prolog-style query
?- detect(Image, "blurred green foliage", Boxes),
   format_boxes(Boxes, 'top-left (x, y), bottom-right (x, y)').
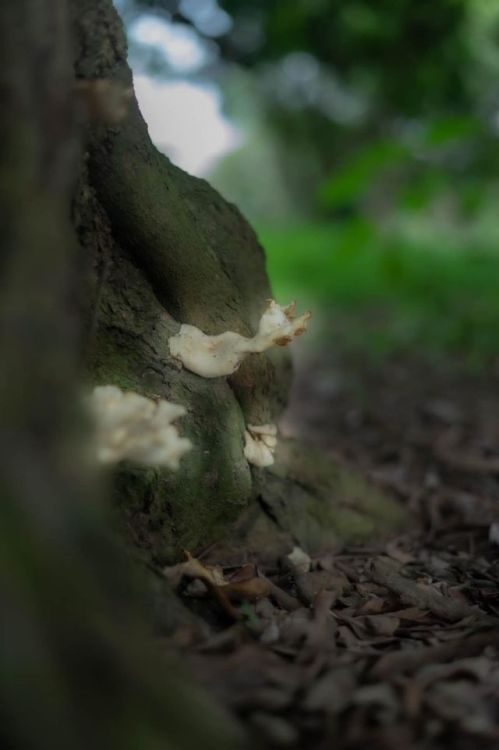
top-left (221, 0), bottom-right (469, 115)
top-left (318, 140), bottom-right (409, 210)
top-left (259, 221), bottom-right (499, 366)
top-left (125, 0), bottom-right (471, 112)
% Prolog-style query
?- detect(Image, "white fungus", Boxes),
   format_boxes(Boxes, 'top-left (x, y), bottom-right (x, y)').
top-left (287, 546), bottom-right (312, 574)
top-left (90, 385), bottom-right (192, 469)
top-left (169, 300), bottom-right (311, 378)
top-left (244, 423), bottom-right (278, 468)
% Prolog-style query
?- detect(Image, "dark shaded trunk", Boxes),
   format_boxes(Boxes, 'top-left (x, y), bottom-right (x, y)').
top-left (0, 2), bottom-right (240, 748)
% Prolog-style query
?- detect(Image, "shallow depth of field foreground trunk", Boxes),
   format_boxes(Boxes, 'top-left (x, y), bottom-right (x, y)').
top-left (0, 2), bottom-right (238, 748)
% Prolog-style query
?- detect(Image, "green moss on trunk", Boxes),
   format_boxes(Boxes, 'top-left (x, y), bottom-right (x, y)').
top-left (72, 0), bottom-right (408, 564)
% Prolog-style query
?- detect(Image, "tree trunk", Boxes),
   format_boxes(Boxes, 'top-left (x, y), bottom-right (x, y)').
top-left (72, 0), bottom-right (295, 562)
top-left (72, 0), bottom-right (405, 566)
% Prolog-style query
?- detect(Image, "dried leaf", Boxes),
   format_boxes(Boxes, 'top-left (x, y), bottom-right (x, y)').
top-left (303, 667), bottom-right (356, 714)
top-left (370, 557), bottom-right (483, 622)
top-left (225, 577), bottom-right (273, 602)
top-left (364, 615), bottom-right (400, 637)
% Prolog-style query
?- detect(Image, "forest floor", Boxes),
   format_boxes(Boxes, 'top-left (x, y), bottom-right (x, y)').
top-left (162, 342), bottom-right (499, 749)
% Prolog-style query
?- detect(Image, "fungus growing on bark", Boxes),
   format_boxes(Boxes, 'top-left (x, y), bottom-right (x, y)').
top-left (287, 546), bottom-right (312, 574)
top-left (244, 423), bottom-right (278, 468)
top-left (90, 385), bottom-right (192, 469)
top-left (169, 300), bottom-right (311, 378)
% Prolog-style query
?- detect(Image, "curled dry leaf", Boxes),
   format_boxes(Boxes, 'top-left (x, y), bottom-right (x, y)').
top-left (163, 551), bottom-right (225, 590)
top-left (169, 300), bottom-right (311, 378)
top-left (227, 563), bottom-right (258, 583)
top-left (163, 552), bottom-right (274, 620)
top-left (225, 577), bottom-right (273, 602)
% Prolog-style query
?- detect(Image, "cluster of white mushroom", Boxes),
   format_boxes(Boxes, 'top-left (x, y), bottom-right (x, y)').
top-left (90, 385), bottom-right (192, 469)
top-left (90, 301), bottom-right (310, 470)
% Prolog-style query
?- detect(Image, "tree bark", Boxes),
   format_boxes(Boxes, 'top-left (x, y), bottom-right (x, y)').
top-left (71, 0), bottom-right (405, 565)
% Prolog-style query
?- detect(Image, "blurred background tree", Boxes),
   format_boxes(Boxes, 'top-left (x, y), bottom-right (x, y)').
top-left (116, 0), bottom-right (499, 365)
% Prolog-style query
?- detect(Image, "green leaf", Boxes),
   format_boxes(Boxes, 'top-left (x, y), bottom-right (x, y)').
top-left (319, 139), bottom-right (408, 208)
top-left (423, 115), bottom-right (479, 147)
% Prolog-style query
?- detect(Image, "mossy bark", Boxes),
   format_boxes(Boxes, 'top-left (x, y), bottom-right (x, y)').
top-left (71, 0), bottom-right (407, 564)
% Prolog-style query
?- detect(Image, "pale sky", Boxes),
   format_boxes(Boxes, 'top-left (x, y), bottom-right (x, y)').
top-left (134, 75), bottom-right (242, 176)
top-left (130, 13), bottom-right (242, 176)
